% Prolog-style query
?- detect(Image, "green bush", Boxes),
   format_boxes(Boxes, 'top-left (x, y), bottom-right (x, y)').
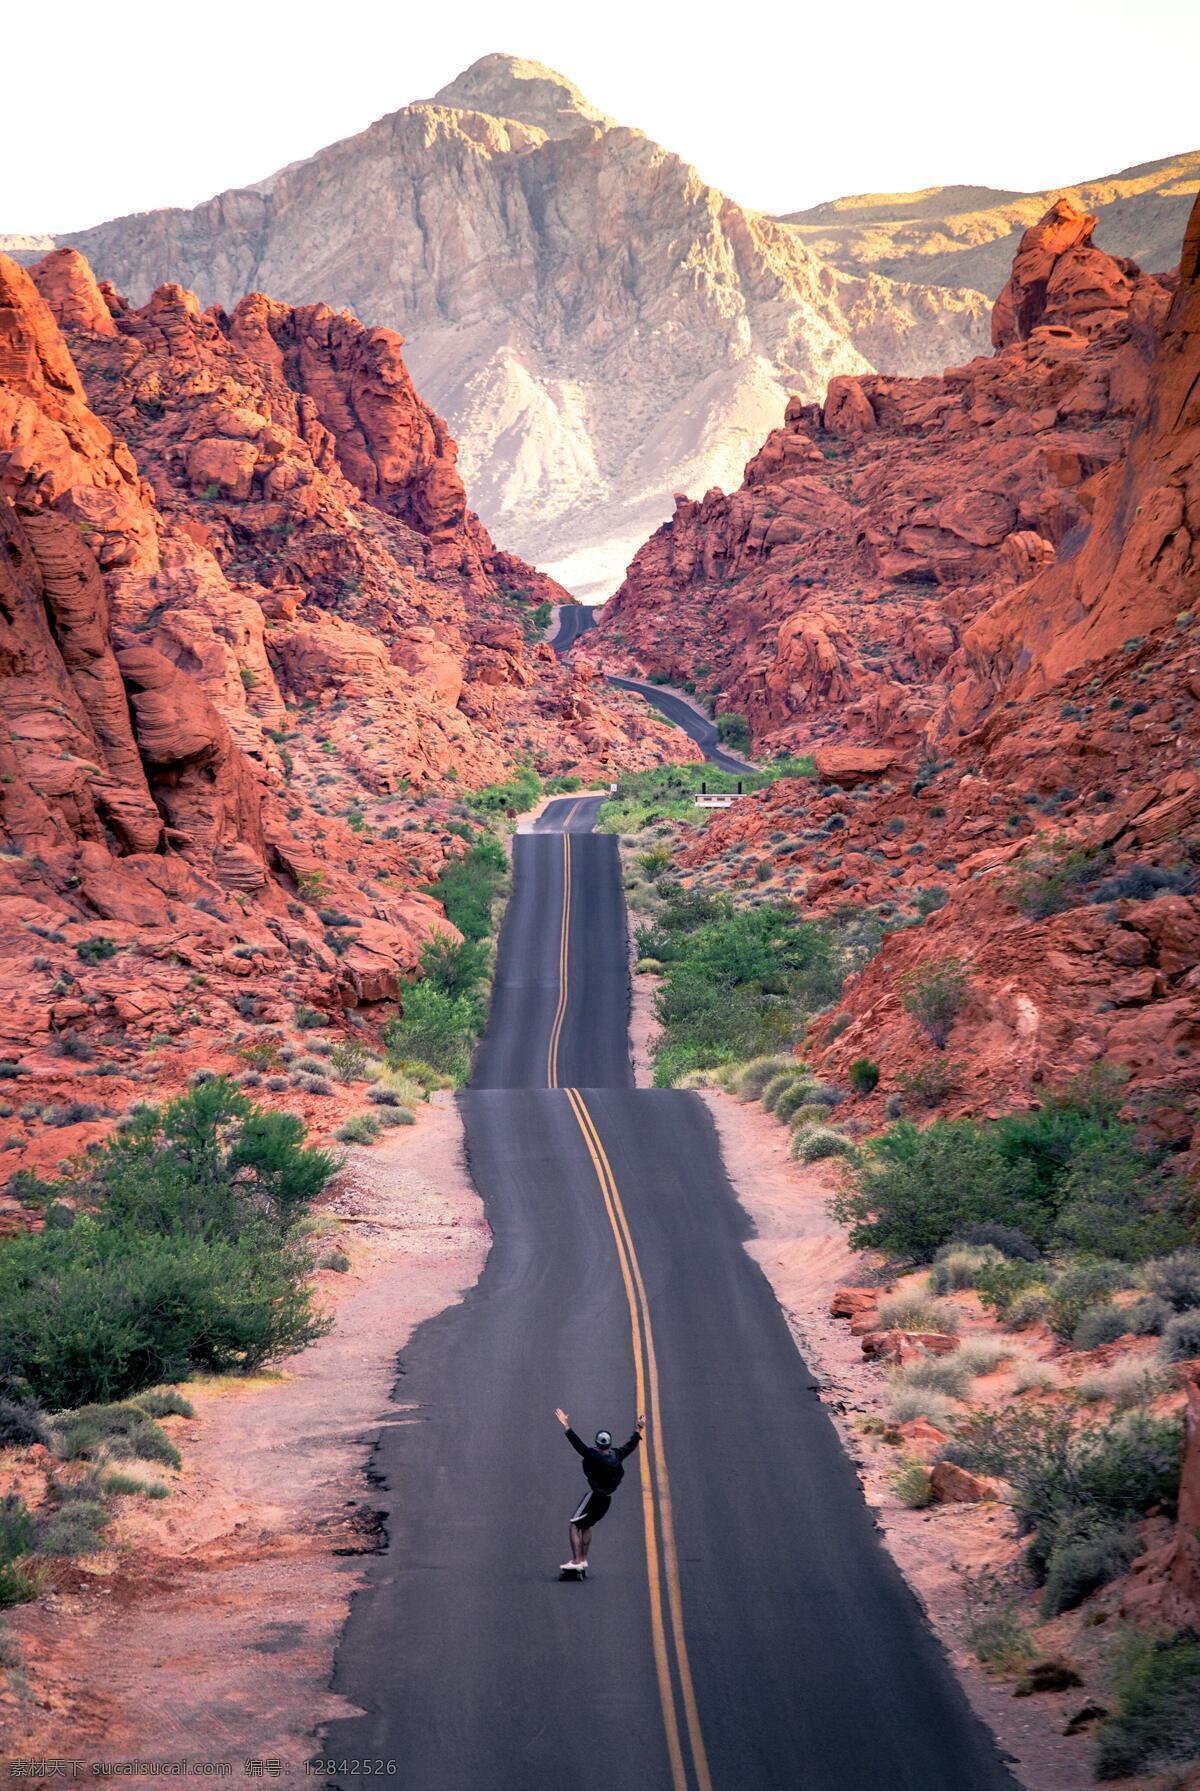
top-left (1040, 1515), bottom-right (1138, 1616)
top-left (899, 958), bottom-right (968, 1049)
top-left (761, 1071), bottom-right (801, 1114)
top-left (53, 1401), bottom-right (180, 1467)
top-left (423, 836), bottom-right (508, 942)
top-left (75, 936), bottom-right (118, 964)
top-left (848, 1058), bottom-right (880, 1095)
top-left (466, 763), bottom-right (541, 815)
top-left (335, 1115), bottom-right (380, 1146)
top-left (1046, 1261), bottom-right (1130, 1341)
top-left (1071, 1302), bottom-right (1131, 1351)
top-left (330, 1040), bottom-right (371, 1083)
top-left (929, 1244), bottom-right (1003, 1294)
top-left (1095, 1629), bottom-right (1200, 1779)
top-left (1161, 1309), bottom-right (1200, 1362)
top-left (132, 1389), bottom-right (193, 1420)
top-left (37, 1498), bottom-right (108, 1556)
top-left (790, 1125), bottom-right (856, 1163)
top-left (831, 1085), bottom-right (1181, 1266)
top-left (892, 1460), bottom-right (934, 1508)
top-left (736, 1056), bottom-right (798, 1100)
top-left (383, 983), bottom-right (479, 1084)
top-left (1147, 1249), bottom-right (1200, 1312)
top-left (896, 1058), bottom-right (961, 1109)
top-left (1008, 844), bottom-right (1109, 919)
top-left (877, 1293), bottom-right (960, 1334)
top-left (715, 713), bottom-right (751, 753)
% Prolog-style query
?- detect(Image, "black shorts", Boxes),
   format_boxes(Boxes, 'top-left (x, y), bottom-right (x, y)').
top-left (570, 1488), bottom-right (612, 1528)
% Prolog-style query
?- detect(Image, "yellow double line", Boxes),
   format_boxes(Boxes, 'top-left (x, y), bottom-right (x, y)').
top-left (564, 1089), bottom-right (713, 1791)
top-left (546, 829), bottom-right (572, 1089)
top-left (546, 804), bottom-right (710, 1787)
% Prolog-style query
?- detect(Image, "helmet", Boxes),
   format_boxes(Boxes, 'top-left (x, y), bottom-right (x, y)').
top-left (595, 1429), bottom-right (613, 1448)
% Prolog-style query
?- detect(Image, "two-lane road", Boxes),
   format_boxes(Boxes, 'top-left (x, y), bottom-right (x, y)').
top-left (322, 799), bottom-right (1016, 1790)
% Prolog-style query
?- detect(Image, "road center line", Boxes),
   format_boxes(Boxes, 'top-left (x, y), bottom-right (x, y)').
top-left (547, 829), bottom-right (571, 1088)
top-left (565, 1086), bottom-right (714, 1791)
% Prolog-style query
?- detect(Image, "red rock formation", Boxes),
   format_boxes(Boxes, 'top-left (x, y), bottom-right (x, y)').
top-left (620, 194), bottom-right (1200, 1139)
top-left (0, 248), bottom-right (692, 1179)
top-left (595, 203), bottom-right (1172, 757)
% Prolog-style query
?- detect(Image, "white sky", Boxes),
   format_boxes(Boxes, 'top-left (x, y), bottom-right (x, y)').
top-left (4, 0), bottom-right (1197, 236)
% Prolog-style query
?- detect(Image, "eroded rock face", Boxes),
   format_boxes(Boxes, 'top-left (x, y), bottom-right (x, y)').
top-left (0, 247), bottom-right (693, 1176)
top-left (616, 195), bottom-right (1200, 1141)
top-left (596, 202), bottom-right (1173, 754)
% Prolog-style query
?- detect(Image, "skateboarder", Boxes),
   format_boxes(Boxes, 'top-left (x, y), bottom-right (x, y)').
top-left (554, 1406), bottom-right (645, 1574)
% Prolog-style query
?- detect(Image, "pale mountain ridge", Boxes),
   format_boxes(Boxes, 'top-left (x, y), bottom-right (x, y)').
top-left (780, 149), bottom-right (1200, 296)
top-left (11, 54), bottom-right (991, 599)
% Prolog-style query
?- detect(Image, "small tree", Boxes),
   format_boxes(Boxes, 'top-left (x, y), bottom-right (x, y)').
top-left (900, 958), bottom-right (968, 1049)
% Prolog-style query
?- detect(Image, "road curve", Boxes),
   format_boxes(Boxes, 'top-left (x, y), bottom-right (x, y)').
top-left (548, 603), bottom-right (597, 654)
top-left (605, 675), bottom-right (752, 775)
top-left (321, 797), bottom-right (1016, 1791)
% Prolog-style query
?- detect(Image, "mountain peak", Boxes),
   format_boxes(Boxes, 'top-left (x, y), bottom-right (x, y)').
top-left (431, 53), bottom-right (614, 138)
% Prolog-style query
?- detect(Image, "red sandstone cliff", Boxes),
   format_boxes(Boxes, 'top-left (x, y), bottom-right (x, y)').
top-left (0, 249), bottom-right (690, 1176)
top-left (597, 200), bottom-right (1176, 755)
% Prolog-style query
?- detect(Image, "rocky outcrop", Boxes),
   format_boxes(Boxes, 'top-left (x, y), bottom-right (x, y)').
top-left (24, 56), bottom-right (992, 598)
top-left (615, 195), bottom-right (1200, 1136)
top-left (0, 247), bottom-right (692, 1176)
top-left (597, 203), bottom-right (1172, 754)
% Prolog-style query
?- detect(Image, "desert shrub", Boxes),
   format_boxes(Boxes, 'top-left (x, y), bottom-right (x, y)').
top-left (75, 936), bottom-right (118, 964)
top-left (848, 1058), bottom-right (880, 1095)
top-left (1006, 1289), bottom-right (1052, 1330)
top-left (877, 1294), bottom-right (960, 1334)
top-left (37, 1498), bottom-right (108, 1557)
top-left (132, 1389), bottom-right (193, 1420)
top-left (962, 1571), bottom-right (1035, 1672)
top-left (896, 1354), bottom-right (974, 1398)
top-left (1040, 1516), bottom-right (1138, 1617)
top-left (1047, 1262), bottom-right (1130, 1341)
top-left (423, 836), bottom-right (507, 942)
top-left (1072, 1303), bottom-right (1132, 1351)
top-left (1078, 1361), bottom-right (1163, 1408)
top-left (1124, 1293), bottom-right (1172, 1336)
top-left (335, 1115), bottom-right (380, 1146)
top-left (956, 1337), bottom-right (1014, 1374)
top-left (953, 1406), bottom-right (1182, 1598)
top-left (715, 712), bottom-right (751, 753)
top-left (892, 1460), bottom-right (934, 1508)
top-left (887, 1386), bottom-right (958, 1426)
top-left (466, 763), bottom-right (541, 815)
top-left (789, 1125), bottom-right (857, 1163)
top-left (0, 1392), bottom-right (50, 1448)
top-left (1095, 1629), bottom-right (1200, 1779)
top-left (53, 1402), bottom-right (180, 1468)
top-left (899, 958), bottom-right (967, 1049)
top-left (929, 1244), bottom-right (1003, 1293)
top-left (0, 1496), bottom-right (39, 1607)
top-left (1161, 1310), bottom-right (1200, 1363)
top-left (973, 1259), bottom-right (1050, 1322)
top-left (330, 1040), bottom-right (371, 1083)
top-left (1146, 1249), bottom-right (1200, 1313)
top-left (103, 1471), bottom-right (168, 1499)
top-left (293, 1004), bottom-right (325, 1030)
top-left (1010, 1355), bottom-right (1061, 1393)
top-left (760, 1071), bottom-right (801, 1114)
top-left (735, 1056), bottom-right (797, 1101)
top-left (374, 1105), bottom-right (414, 1128)
top-left (0, 1225), bottom-right (328, 1412)
top-left (959, 1221), bottom-right (1041, 1261)
top-left (833, 1085), bottom-right (1174, 1266)
top-left (420, 933), bottom-right (490, 999)
top-left (383, 984), bottom-right (479, 1084)
top-left (896, 1058), bottom-right (961, 1110)
top-left (318, 1250), bottom-right (351, 1272)
top-left (1009, 844), bottom-right (1110, 919)
top-left (775, 1081), bottom-right (816, 1123)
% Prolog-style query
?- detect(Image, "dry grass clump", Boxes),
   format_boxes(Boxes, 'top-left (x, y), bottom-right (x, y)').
top-left (877, 1293), bottom-right (960, 1334)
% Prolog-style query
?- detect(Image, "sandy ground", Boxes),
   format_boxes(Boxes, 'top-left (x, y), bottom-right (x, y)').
top-left (0, 1095), bottom-right (488, 1777)
top-left (705, 1086), bottom-right (1128, 1791)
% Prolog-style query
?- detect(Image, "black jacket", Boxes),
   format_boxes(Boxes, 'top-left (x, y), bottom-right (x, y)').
top-left (565, 1427), bottom-right (641, 1493)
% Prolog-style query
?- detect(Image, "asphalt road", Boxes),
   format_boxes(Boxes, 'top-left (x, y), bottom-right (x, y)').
top-left (548, 603), bottom-right (597, 654)
top-left (605, 675), bottom-right (752, 775)
top-left (322, 797), bottom-right (1016, 1790)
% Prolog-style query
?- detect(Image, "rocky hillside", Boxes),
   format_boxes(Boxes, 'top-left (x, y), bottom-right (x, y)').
top-left (782, 149), bottom-right (1198, 297)
top-left (598, 201), bottom-right (1177, 753)
top-left (0, 247), bottom-right (687, 1174)
top-left (19, 55), bottom-right (991, 599)
top-left (598, 192), bottom-right (1200, 1133)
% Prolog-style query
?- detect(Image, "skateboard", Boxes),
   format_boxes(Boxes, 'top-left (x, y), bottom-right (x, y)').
top-left (558, 1565), bottom-right (587, 1581)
